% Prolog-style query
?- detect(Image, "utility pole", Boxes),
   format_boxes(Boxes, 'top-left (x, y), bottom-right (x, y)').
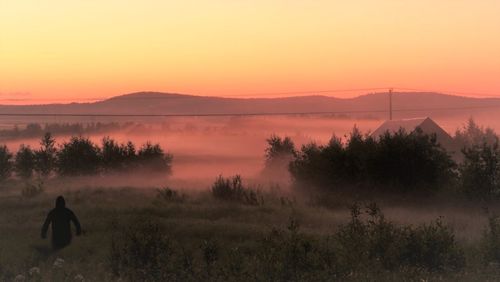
top-left (389, 88), bottom-right (393, 120)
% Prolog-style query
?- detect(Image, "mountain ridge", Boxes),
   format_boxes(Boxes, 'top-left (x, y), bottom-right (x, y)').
top-left (0, 92), bottom-right (499, 119)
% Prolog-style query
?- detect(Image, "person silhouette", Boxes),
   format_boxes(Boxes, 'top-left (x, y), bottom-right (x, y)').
top-left (41, 196), bottom-right (82, 250)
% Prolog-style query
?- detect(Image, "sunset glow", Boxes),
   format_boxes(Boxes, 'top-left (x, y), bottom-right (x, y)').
top-left (1, 0), bottom-right (500, 103)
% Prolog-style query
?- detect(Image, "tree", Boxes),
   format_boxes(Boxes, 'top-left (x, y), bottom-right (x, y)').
top-left (101, 137), bottom-right (127, 172)
top-left (290, 128), bottom-right (456, 193)
top-left (262, 135), bottom-right (297, 180)
top-left (460, 141), bottom-right (500, 200)
top-left (57, 136), bottom-right (101, 176)
top-left (0, 145), bottom-right (13, 181)
top-left (454, 118), bottom-right (499, 148)
top-left (137, 142), bottom-right (172, 174)
top-left (35, 132), bottom-right (57, 177)
top-left (15, 144), bottom-right (35, 179)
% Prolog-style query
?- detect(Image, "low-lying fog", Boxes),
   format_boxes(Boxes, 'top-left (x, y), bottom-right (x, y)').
top-left (1, 115), bottom-right (498, 185)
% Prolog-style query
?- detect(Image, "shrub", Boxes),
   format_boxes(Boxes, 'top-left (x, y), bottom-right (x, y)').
top-left (460, 142), bottom-right (500, 200)
top-left (0, 145), bottom-right (13, 181)
top-left (333, 203), bottom-right (465, 273)
top-left (137, 142), bottom-right (173, 174)
top-left (211, 175), bottom-right (260, 205)
top-left (21, 180), bottom-right (44, 198)
top-left (156, 187), bottom-right (185, 203)
top-left (56, 136), bottom-right (101, 176)
top-left (262, 135), bottom-right (297, 180)
top-left (290, 127), bottom-right (456, 193)
top-left (110, 219), bottom-right (172, 281)
top-left (101, 137), bottom-right (137, 172)
top-left (256, 217), bottom-right (316, 281)
top-left (480, 214), bottom-right (500, 264)
top-left (14, 144), bottom-right (35, 179)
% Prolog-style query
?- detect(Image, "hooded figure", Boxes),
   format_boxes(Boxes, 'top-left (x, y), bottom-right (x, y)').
top-left (41, 196), bottom-right (82, 250)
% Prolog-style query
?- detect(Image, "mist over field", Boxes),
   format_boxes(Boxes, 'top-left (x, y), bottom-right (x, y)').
top-left (1, 112), bottom-right (498, 183)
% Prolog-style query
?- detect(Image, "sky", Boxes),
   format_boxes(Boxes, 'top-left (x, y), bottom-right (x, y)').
top-left (1, 0), bottom-right (500, 104)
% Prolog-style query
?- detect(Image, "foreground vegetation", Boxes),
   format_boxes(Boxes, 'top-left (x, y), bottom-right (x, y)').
top-left (1, 179), bottom-right (500, 281)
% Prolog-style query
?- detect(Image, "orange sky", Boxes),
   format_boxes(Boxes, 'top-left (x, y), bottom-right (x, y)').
top-left (1, 0), bottom-right (500, 104)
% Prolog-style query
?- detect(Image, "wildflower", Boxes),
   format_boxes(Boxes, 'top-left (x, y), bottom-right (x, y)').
top-left (29, 267), bottom-right (41, 276)
top-left (53, 257), bottom-right (65, 268)
top-left (14, 274), bottom-right (26, 282)
top-left (74, 274), bottom-right (85, 281)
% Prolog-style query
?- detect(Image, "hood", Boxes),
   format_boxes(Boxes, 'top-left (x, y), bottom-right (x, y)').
top-left (55, 196), bottom-right (66, 209)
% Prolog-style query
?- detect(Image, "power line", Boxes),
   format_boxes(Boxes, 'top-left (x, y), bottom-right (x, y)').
top-left (0, 103), bottom-right (499, 118)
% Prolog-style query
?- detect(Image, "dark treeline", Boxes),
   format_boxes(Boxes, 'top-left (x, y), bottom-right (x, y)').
top-left (0, 122), bottom-right (135, 140)
top-left (266, 119), bottom-right (500, 200)
top-left (0, 133), bottom-right (172, 180)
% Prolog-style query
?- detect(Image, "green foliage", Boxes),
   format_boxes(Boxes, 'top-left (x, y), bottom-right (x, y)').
top-left (211, 175), bottom-right (260, 205)
top-left (110, 219), bottom-right (172, 281)
top-left (14, 144), bottom-right (35, 179)
top-left (263, 135), bottom-right (297, 180)
top-left (334, 203), bottom-right (465, 273)
top-left (56, 136), bottom-right (101, 176)
top-left (480, 214), bottom-right (500, 264)
top-left (460, 141), bottom-right (500, 200)
top-left (137, 142), bottom-right (173, 174)
top-left (455, 117), bottom-right (499, 148)
top-left (101, 137), bottom-right (137, 172)
top-left (257, 217), bottom-right (317, 281)
top-left (156, 186), bottom-right (185, 203)
top-left (290, 127), bottom-right (456, 193)
top-left (0, 145), bottom-right (13, 181)
top-left (34, 132), bottom-right (57, 177)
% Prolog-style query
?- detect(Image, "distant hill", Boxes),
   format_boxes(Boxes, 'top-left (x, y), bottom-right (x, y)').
top-left (0, 91), bottom-right (499, 119)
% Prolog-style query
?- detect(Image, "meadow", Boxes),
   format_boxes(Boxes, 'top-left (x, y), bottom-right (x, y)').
top-left (1, 176), bottom-right (500, 281)
top-left (2, 116), bottom-right (500, 281)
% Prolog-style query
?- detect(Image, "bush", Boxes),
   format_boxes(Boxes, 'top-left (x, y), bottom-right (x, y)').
top-left (334, 203), bottom-right (465, 273)
top-left (56, 137), bottom-right (101, 176)
top-left (137, 142), bottom-right (173, 174)
top-left (110, 219), bottom-right (172, 281)
top-left (460, 142), bottom-right (500, 200)
top-left (14, 144), bottom-right (35, 179)
top-left (0, 145), bottom-right (13, 181)
top-left (101, 137), bottom-right (137, 172)
top-left (21, 180), bottom-right (44, 198)
top-left (262, 135), bottom-right (297, 180)
top-left (256, 218), bottom-right (316, 281)
top-left (156, 187), bottom-right (185, 203)
top-left (211, 175), bottom-right (260, 205)
top-left (480, 214), bottom-right (500, 264)
top-left (290, 127), bottom-right (456, 193)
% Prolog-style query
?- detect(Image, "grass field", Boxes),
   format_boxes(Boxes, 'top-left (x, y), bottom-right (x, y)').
top-left (1, 178), bottom-right (500, 281)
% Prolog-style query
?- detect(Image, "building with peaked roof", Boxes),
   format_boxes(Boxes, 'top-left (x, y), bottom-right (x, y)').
top-left (371, 117), bottom-right (453, 147)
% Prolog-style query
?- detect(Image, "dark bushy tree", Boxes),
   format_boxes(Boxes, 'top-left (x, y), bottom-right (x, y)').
top-left (0, 145), bottom-right (13, 181)
top-left (35, 132), bottom-right (57, 177)
top-left (137, 142), bottom-right (172, 174)
top-left (57, 136), bottom-right (101, 176)
top-left (262, 135), bottom-right (297, 180)
top-left (15, 144), bottom-right (35, 179)
top-left (290, 128), bottom-right (455, 193)
top-left (101, 137), bottom-right (139, 172)
top-left (460, 141), bottom-right (500, 200)
top-left (370, 129), bottom-right (455, 191)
